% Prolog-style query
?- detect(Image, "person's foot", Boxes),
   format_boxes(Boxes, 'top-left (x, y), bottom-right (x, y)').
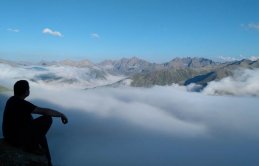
top-left (48, 161), bottom-right (53, 166)
top-left (23, 146), bottom-right (46, 155)
top-left (31, 148), bottom-right (46, 155)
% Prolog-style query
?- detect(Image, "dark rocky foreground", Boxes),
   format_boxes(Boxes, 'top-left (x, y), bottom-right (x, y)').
top-left (0, 138), bottom-right (48, 166)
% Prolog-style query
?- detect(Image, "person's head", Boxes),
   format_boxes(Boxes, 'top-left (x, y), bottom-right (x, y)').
top-left (14, 80), bottom-right (30, 98)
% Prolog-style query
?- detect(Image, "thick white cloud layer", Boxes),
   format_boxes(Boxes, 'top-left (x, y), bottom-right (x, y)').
top-left (203, 69), bottom-right (259, 96)
top-left (30, 86), bottom-right (208, 137)
top-left (2, 85), bottom-right (259, 165)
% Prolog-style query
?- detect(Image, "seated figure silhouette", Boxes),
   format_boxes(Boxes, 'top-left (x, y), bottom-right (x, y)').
top-left (2, 80), bottom-right (68, 166)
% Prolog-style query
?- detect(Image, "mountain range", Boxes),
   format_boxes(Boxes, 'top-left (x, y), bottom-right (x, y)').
top-left (0, 57), bottom-right (258, 89)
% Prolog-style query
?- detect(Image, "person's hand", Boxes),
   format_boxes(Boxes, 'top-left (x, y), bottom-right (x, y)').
top-left (61, 114), bottom-right (68, 124)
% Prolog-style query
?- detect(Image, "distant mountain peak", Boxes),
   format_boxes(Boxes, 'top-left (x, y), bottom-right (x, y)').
top-left (38, 59), bottom-right (94, 67)
top-left (59, 59), bottom-right (93, 67)
top-left (164, 57), bottom-right (216, 69)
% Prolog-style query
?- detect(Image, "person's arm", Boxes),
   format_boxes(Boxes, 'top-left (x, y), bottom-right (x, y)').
top-left (32, 107), bottom-right (68, 124)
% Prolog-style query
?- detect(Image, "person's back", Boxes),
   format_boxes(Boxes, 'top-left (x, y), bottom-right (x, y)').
top-left (3, 96), bottom-right (35, 145)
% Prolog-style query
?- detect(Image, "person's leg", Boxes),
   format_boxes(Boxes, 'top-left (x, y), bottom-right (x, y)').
top-left (31, 115), bottom-right (53, 140)
top-left (30, 115), bottom-right (53, 165)
top-left (39, 136), bottom-right (52, 166)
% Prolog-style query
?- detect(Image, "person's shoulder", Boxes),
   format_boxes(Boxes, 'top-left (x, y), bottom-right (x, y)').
top-left (8, 96), bottom-right (19, 102)
top-left (6, 96), bottom-right (15, 103)
top-left (5, 96), bottom-right (17, 109)
top-left (7, 96), bottom-right (24, 105)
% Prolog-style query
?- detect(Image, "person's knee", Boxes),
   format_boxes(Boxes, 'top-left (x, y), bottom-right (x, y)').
top-left (43, 115), bottom-right (53, 126)
top-left (47, 116), bottom-right (53, 125)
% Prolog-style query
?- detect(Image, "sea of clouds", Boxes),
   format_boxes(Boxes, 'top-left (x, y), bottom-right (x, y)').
top-left (0, 63), bottom-right (259, 165)
top-left (0, 63), bottom-right (124, 89)
top-left (203, 69), bottom-right (259, 96)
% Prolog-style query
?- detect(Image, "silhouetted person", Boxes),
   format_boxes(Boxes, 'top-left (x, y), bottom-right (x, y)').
top-left (2, 80), bottom-right (68, 166)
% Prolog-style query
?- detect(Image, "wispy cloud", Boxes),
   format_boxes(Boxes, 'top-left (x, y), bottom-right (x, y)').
top-left (42, 28), bottom-right (63, 37)
top-left (249, 56), bottom-right (259, 61)
top-left (217, 55), bottom-right (246, 62)
top-left (247, 23), bottom-right (259, 31)
top-left (90, 33), bottom-right (100, 39)
top-left (217, 56), bottom-right (240, 62)
top-left (7, 28), bottom-right (20, 33)
top-left (242, 23), bottom-right (259, 31)
top-left (217, 55), bottom-right (259, 62)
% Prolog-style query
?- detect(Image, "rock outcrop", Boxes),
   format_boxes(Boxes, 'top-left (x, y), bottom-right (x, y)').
top-left (0, 138), bottom-right (48, 166)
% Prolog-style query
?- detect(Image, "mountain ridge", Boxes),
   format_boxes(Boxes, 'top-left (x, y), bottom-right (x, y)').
top-left (1, 57), bottom-right (258, 89)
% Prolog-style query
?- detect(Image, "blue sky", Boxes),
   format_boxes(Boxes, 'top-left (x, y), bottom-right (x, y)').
top-left (0, 0), bottom-right (259, 62)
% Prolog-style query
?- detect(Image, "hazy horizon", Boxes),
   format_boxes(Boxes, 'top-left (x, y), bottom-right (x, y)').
top-left (1, 55), bottom-right (259, 65)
